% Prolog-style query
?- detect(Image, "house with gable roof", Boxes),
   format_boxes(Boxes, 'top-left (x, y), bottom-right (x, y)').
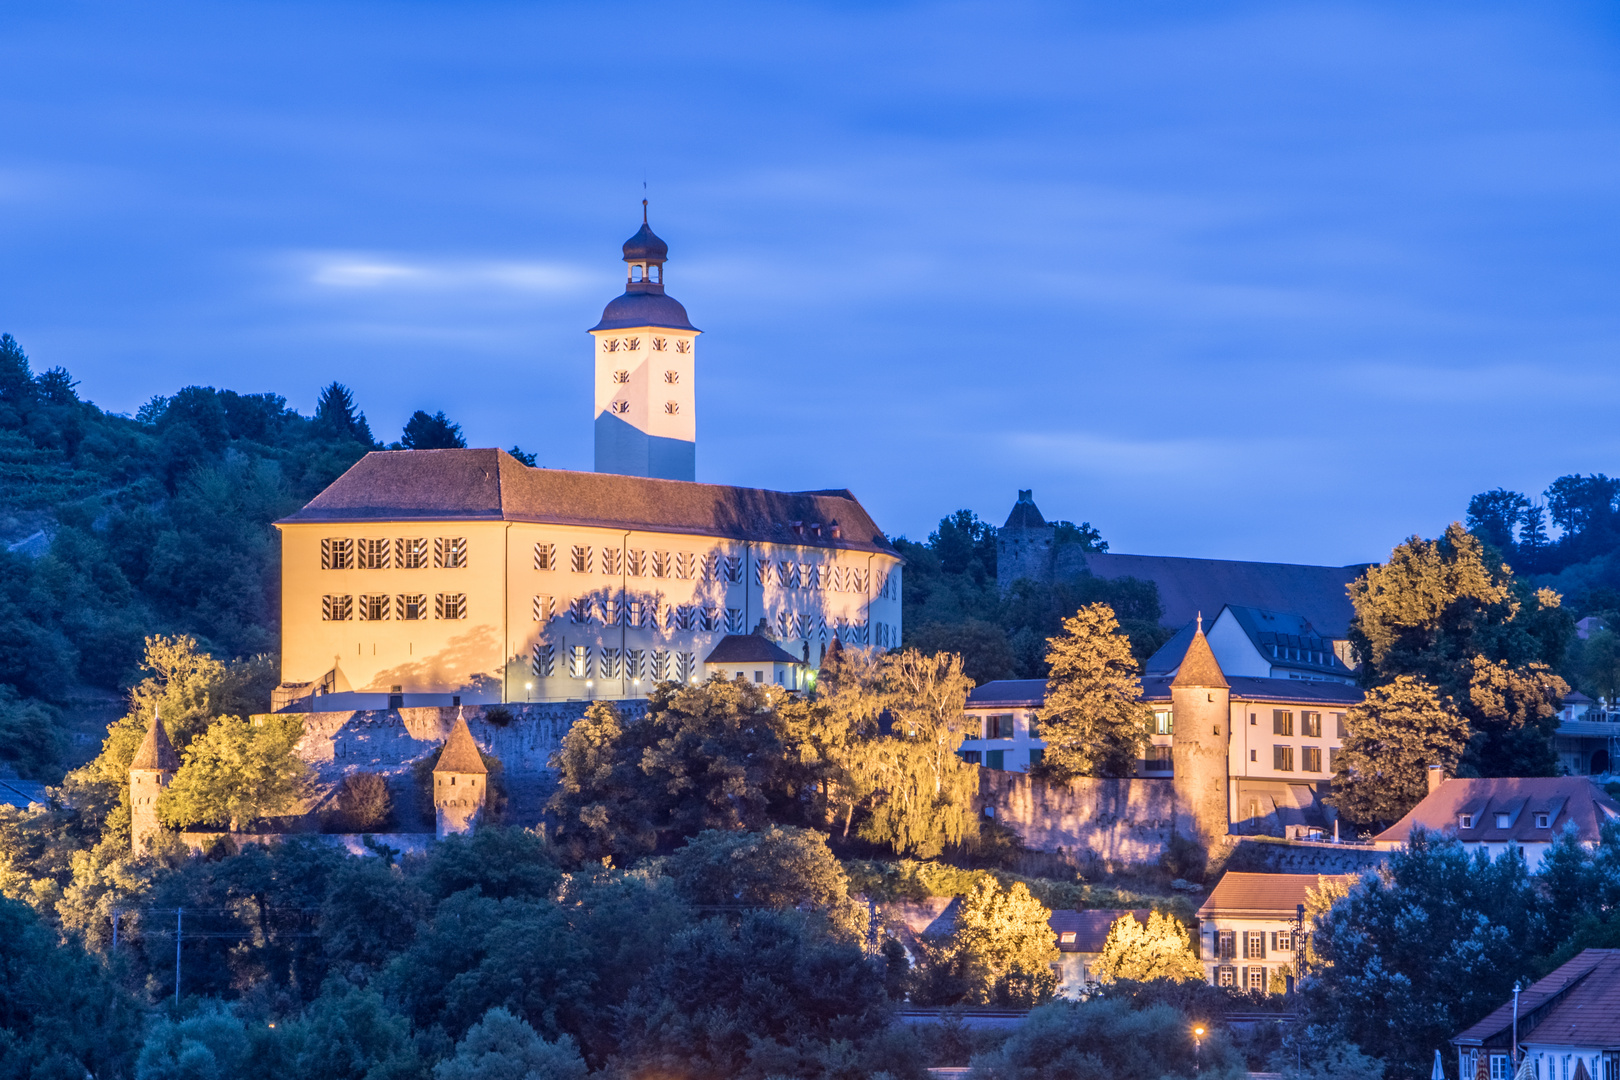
top-left (1373, 776), bottom-right (1620, 872)
top-left (1452, 949), bottom-right (1620, 1080)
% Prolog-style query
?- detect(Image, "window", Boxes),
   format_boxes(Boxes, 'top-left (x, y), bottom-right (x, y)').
top-left (601, 548), bottom-right (621, 575)
top-left (723, 556), bottom-right (743, 583)
top-left (675, 604), bottom-right (696, 631)
top-left (778, 561), bottom-right (799, 588)
top-left (1302, 746), bottom-right (1322, 773)
top-left (754, 559), bottom-right (769, 587)
top-left (676, 652), bottom-right (696, 682)
top-left (358, 538), bottom-right (391, 569)
top-left (985, 714), bottom-right (1014, 739)
top-left (702, 606), bottom-right (722, 632)
top-left (1302, 711), bottom-right (1322, 738)
top-left (397, 593), bottom-right (428, 620)
top-left (1028, 715), bottom-right (1041, 739)
top-left (1247, 967), bottom-right (1266, 992)
top-left (435, 593), bottom-right (467, 620)
top-left (1148, 745), bottom-right (1173, 771)
top-left (571, 545), bottom-right (592, 574)
top-left (674, 338), bottom-right (691, 354)
top-left (651, 650), bottom-right (669, 680)
top-left (1217, 966), bottom-right (1235, 987)
top-left (1495, 812), bottom-right (1512, 829)
top-left (675, 552), bottom-right (692, 579)
top-left (1274, 745), bottom-right (1295, 771)
top-left (531, 643), bottom-right (554, 677)
top-left (663, 370), bottom-right (679, 384)
top-left (1217, 931), bottom-right (1236, 959)
top-left (1245, 931), bottom-right (1266, 959)
top-left (1028, 748), bottom-right (1045, 768)
top-left (1153, 710), bottom-right (1173, 735)
top-left (534, 543), bottom-right (555, 570)
top-left (753, 670), bottom-right (763, 683)
top-left (321, 538), bottom-right (354, 569)
top-left (1250, 713), bottom-right (1257, 725)
top-left (652, 551), bottom-right (670, 578)
top-left (1250, 749), bottom-right (1257, 762)
top-left (435, 537), bottom-right (467, 568)
top-left (959, 750), bottom-right (981, 765)
top-left (1329, 747), bottom-right (1341, 770)
top-left (612, 369), bottom-right (630, 384)
top-left (359, 594), bottom-right (390, 621)
top-left (625, 337), bottom-right (640, 351)
top-left (1272, 931), bottom-right (1293, 951)
top-left (664, 401), bottom-right (680, 415)
top-left (568, 597), bottom-right (591, 624)
top-left (652, 337), bottom-right (666, 351)
top-left (568, 645), bottom-right (590, 679)
top-left (600, 647), bottom-right (621, 679)
top-left (608, 398), bottom-right (630, 415)
top-left (1273, 710), bottom-right (1293, 736)
top-left (1334, 712), bottom-right (1347, 738)
top-left (1459, 814), bottom-right (1474, 829)
top-left (1535, 812), bottom-right (1550, 829)
top-left (726, 607), bottom-right (744, 632)
top-left (322, 594), bottom-right (353, 621)
top-left (626, 649), bottom-right (644, 680)
top-left (1059, 931), bottom-right (1077, 944)
top-left (986, 750), bottom-right (1005, 770)
top-left (1491, 1058), bottom-right (1509, 1080)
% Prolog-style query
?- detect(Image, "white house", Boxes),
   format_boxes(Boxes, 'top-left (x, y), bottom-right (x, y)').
top-left (1195, 872), bottom-right (1350, 994)
top-left (1452, 949), bottom-right (1620, 1080)
top-left (1373, 776), bottom-right (1620, 872)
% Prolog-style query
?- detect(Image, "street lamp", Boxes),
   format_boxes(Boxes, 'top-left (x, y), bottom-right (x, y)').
top-left (1513, 981), bottom-right (1522, 1069)
top-left (1194, 1026), bottom-right (1205, 1075)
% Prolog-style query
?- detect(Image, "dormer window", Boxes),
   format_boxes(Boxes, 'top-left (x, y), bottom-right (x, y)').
top-left (1459, 814), bottom-right (1473, 829)
top-left (1535, 812), bottom-right (1550, 829)
top-left (1495, 812), bottom-right (1512, 829)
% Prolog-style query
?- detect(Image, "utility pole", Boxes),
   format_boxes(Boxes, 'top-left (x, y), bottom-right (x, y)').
top-left (174, 907), bottom-right (183, 1005)
top-left (1296, 902), bottom-right (1306, 1075)
top-left (1512, 981), bottom-right (1522, 1069)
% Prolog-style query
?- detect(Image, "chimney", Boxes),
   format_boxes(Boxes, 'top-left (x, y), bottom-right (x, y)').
top-left (1427, 764), bottom-right (1444, 796)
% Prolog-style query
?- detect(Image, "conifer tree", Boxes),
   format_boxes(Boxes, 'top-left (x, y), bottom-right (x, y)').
top-left (1036, 603), bottom-right (1151, 779)
top-left (314, 381), bottom-right (376, 445)
top-left (1090, 910), bottom-right (1205, 984)
top-left (401, 409), bottom-right (465, 450)
top-left (1329, 676), bottom-right (1469, 827)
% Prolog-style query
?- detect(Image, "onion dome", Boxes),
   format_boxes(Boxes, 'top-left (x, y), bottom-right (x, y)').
top-left (622, 221), bottom-right (669, 263)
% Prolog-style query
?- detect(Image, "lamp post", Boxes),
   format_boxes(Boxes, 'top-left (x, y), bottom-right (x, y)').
top-left (1513, 981), bottom-right (1522, 1070)
top-left (1194, 1026), bottom-right (1205, 1075)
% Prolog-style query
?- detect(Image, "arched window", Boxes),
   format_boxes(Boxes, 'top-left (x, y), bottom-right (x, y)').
top-left (651, 265), bottom-right (661, 283)
top-left (631, 265), bottom-right (643, 282)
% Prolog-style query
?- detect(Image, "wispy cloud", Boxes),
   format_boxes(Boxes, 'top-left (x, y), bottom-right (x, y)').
top-left (299, 253), bottom-right (595, 296)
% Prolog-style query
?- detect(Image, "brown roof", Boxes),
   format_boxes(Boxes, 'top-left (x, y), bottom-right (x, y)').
top-left (1373, 777), bottom-right (1620, 847)
top-left (1049, 909), bottom-right (1150, 953)
top-left (1196, 872), bottom-right (1353, 920)
top-left (130, 712), bottom-right (180, 771)
top-left (704, 634), bottom-right (805, 665)
top-left (1453, 949), bottom-right (1620, 1051)
top-left (434, 712), bottom-right (488, 775)
top-left (276, 449), bottom-right (896, 556)
top-left (1171, 627), bottom-right (1228, 689)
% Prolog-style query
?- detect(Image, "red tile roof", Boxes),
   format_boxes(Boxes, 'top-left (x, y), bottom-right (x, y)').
top-left (1196, 872), bottom-right (1353, 920)
top-left (1453, 950), bottom-right (1620, 1051)
top-left (1373, 778), bottom-right (1620, 847)
top-left (434, 713), bottom-right (488, 775)
top-left (1048, 909), bottom-right (1150, 953)
top-left (130, 712), bottom-right (180, 771)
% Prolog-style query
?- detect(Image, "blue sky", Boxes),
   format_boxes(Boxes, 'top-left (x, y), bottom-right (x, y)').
top-left (3, 2), bottom-right (1619, 566)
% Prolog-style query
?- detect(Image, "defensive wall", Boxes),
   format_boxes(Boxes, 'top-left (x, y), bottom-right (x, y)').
top-left (978, 769), bottom-right (1178, 866)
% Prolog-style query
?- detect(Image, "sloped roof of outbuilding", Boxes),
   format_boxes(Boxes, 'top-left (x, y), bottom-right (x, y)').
top-left (704, 634), bottom-right (805, 665)
top-left (1373, 777), bottom-right (1620, 848)
top-left (277, 450), bottom-right (896, 556)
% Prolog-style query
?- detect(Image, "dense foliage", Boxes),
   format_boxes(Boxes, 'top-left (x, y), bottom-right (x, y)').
top-left (1036, 603), bottom-right (1152, 779)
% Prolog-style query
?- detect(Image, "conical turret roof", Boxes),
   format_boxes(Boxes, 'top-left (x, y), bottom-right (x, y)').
top-left (434, 710), bottom-right (488, 775)
top-left (131, 711), bottom-right (180, 771)
top-left (1171, 623), bottom-right (1228, 689)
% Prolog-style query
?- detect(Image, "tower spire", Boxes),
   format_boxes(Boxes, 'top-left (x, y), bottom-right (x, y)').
top-left (643, 197), bottom-right (648, 224)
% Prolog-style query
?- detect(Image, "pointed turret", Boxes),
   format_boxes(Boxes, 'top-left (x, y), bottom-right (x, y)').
top-left (433, 708), bottom-right (489, 838)
top-left (130, 711), bottom-right (180, 855)
top-left (1172, 618), bottom-right (1229, 689)
top-left (1170, 617), bottom-right (1232, 866)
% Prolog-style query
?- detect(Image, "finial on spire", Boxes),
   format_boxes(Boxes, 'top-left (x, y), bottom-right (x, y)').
top-left (642, 197), bottom-right (648, 224)
top-left (1197, 612), bottom-right (1203, 633)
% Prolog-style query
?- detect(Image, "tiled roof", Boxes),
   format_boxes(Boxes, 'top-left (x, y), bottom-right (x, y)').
top-left (1077, 552), bottom-right (1367, 637)
top-left (1172, 628), bottom-right (1228, 689)
top-left (1049, 909), bottom-right (1150, 953)
top-left (1225, 606), bottom-right (1357, 680)
top-left (966, 680), bottom-right (1049, 709)
top-left (1003, 490), bottom-right (1049, 529)
top-left (1372, 778), bottom-right (1620, 847)
top-left (1139, 675), bottom-right (1363, 706)
top-left (0, 780), bottom-right (46, 809)
top-left (703, 634), bottom-right (805, 665)
top-left (1453, 950), bottom-right (1620, 1050)
top-left (434, 712), bottom-right (488, 775)
top-left (1196, 872), bottom-right (1353, 920)
top-left (131, 713), bottom-right (180, 771)
top-left (277, 449), bottom-right (896, 556)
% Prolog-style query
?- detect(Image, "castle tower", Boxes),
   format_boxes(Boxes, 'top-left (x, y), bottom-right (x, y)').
top-left (589, 202), bottom-right (700, 481)
top-left (996, 489), bottom-right (1055, 590)
top-left (433, 709), bottom-right (489, 838)
top-left (130, 710), bottom-right (180, 855)
top-left (1170, 619), bottom-right (1232, 859)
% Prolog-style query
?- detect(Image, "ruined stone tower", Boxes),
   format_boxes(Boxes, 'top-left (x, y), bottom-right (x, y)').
top-left (996, 489), bottom-right (1055, 590)
top-left (1170, 620), bottom-right (1232, 857)
top-left (130, 710), bottom-right (180, 855)
top-left (433, 710), bottom-right (488, 838)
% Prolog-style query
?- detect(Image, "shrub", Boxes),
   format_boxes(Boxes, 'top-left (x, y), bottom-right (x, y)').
top-left (328, 772), bottom-right (393, 832)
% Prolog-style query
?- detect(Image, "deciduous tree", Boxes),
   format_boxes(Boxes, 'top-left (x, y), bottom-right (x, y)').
top-left (1037, 603), bottom-right (1150, 779)
top-left (666, 826), bottom-right (869, 943)
top-left (944, 876), bottom-right (1059, 1005)
top-left (158, 714), bottom-right (311, 831)
top-left (1329, 677), bottom-right (1470, 828)
top-left (1091, 910), bottom-right (1204, 985)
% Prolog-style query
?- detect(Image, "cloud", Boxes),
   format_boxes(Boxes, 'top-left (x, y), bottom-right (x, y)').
top-left (299, 253), bottom-right (595, 296)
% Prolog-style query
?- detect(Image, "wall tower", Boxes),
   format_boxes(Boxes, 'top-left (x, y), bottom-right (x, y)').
top-left (130, 709), bottom-right (180, 855)
top-left (996, 489), bottom-right (1055, 589)
top-left (433, 709), bottom-right (489, 838)
top-left (589, 202), bottom-right (700, 481)
top-left (1170, 619), bottom-right (1232, 860)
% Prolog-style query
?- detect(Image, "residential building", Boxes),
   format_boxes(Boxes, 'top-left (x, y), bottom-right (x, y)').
top-left (702, 630), bottom-right (810, 690)
top-left (1049, 909), bottom-right (1149, 997)
top-left (1146, 605), bottom-right (1357, 684)
top-left (273, 213), bottom-right (901, 710)
top-left (956, 628), bottom-right (1362, 837)
top-left (1452, 949), bottom-right (1620, 1080)
top-left (1373, 776), bottom-right (1620, 872)
top-left (993, 491), bottom-right (1370, 646)
top-left (1195, 872), bottom-right (1350, 993)
top-left (1551, 691), bottom-right (1618, 777)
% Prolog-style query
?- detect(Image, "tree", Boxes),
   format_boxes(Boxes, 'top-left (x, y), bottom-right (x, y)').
top-left (1466, 656), bottom-right (1566, 777)
top-left (506, 445), bottom-right (537, 466)
top-left (1302, 830), bottom-right (1541, 1080)
top-left (328, 772), bottom-right (392, 832)
top-left (401, 409), bottom-right (466, 450)
top-left (1091, 910), bottom-right (1204, 984)
top-left (1037, 603), bottom-right (1151, 779)
top-left (666, 827), bottom-right (869, 943)
top-left (0, 685), bottom-right (63, 779)
top-left (905, 618), bottom-right (1019, 683)
top-left (158, 714), bottom-right (311, 831)
top-left (928, 509), bottom-right (998, 577)
top-left (546, 701), bottom-right (656, 864)
top-left (970, 998), bottom-right (1245, 1080)
top-left (1269, 1025), bottom-right (1386, 1080)
top-left (1329, 677), bottom-right (1470, 828)
top-left (1466, 488), bottom-right (1530, 555)
top-left (944, 876), bottom-right (1060, 1005)
top-left (313, 381), bottom-right (376, 445)
top-left (1570, 627), bottom-right (1620, 703)
top-left (434, 1007), bottom-right (587, 1080)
